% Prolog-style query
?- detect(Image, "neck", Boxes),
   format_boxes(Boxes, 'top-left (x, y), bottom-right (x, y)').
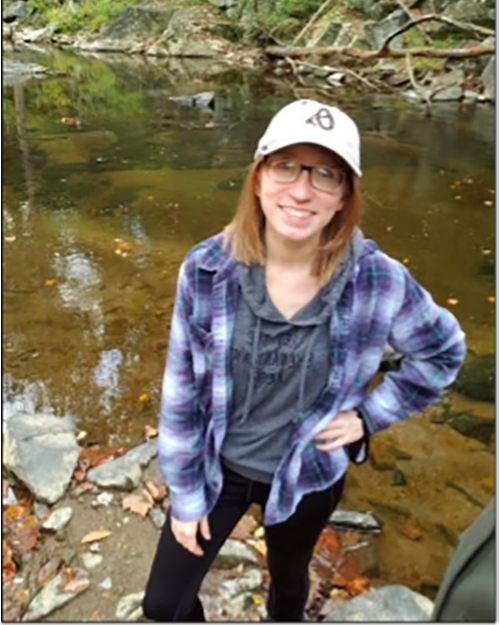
top-left (264, 227), bottom-right (320, 270)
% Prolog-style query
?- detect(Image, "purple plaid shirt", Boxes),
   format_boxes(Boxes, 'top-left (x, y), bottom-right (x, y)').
top-left (159, 233), bottom-right (465, 525)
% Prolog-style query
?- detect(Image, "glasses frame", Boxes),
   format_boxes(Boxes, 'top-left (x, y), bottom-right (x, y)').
top-left (263, 156), bottom-right (347, 195)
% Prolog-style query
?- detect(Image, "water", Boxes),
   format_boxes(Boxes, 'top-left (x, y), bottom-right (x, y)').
top-left (2, 46), bottom-right (495, 593)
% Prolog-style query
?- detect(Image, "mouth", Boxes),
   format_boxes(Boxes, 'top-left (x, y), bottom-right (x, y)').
top-left (280, 206), bottom-right (316, 220)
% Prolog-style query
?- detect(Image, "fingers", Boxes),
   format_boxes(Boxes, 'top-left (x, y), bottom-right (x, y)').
top-left (200, 516), bottom-right (211, 541)
top-left (171, 518), bottom-right (204, 556)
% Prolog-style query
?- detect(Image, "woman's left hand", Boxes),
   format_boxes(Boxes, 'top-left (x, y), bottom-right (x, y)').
top-left (313, 410), bottom-right (364, 451)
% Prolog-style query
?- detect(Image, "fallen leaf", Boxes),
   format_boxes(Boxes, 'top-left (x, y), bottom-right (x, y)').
top-left (3, 539), bottom-right (17, 583)
top-left (139, 393), bottom-right (150, 403)
top-left (483, 200), bottom-right (493, 206)
top-left (9, 516), bottom-right (39, 557)
top-left (144, 424), bottom-right (158, 439)
top-left (482, 249), bottom-right (492, 255)
top-left (141, 488), bottom-right (155, 505)
top-left (251, 593), bottom-right (264, 606)
top-left (60, 117), bottom-right (81, 126)
top-left (454, 195), bottom-right (462, 200)
top-left (89, 610), bottom-right (101, 621)
top-left (346, 575), bottom-right (372, 596)
top-left (37, 557), bottom-right (62, 589)
top-left (122, 493), bottom-right (153, 517)
top-left (402, 258), bottom-right (410, 264)
top-left (230, 514), bottom-right (258, 540)
top-left (81, 530), bottom-right (111, 544)
top-left (447, 298), bottom-right (459, 306)
top-left (44, 279), bottom-right (57, 288)
top-left (12, 587), bottom-right (30, 608)
top-left (397, 518), bottom-right (423, 541)
top-left (60, 568), bottom-right (90, 593)
top-left (143, 480), bottom-right (166, 502)
top-left (248, 538), bottom-right (267, 557)
top-left (4, 236), bottom-right (16, 243)
top-left (487, 296), bottom-right (495, 303)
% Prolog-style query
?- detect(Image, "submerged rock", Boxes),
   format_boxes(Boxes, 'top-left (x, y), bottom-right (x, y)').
top-left (329, 509), bottom-right (381, 532)
top-left (87, 439), bottom-right (157, 490)
top-left (454, 354), bottom-right (495, 402)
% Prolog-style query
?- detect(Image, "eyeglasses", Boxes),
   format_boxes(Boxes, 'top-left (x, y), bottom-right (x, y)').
top-left (264, 156), bottom-right (347, 194)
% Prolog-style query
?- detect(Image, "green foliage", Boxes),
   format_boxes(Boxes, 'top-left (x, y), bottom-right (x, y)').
top-left (26, 0), bottom-right (138, 33)
top-left (275, 0), bottom-right (325, 21)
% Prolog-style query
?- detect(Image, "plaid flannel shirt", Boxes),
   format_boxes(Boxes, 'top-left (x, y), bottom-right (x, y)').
top-left (159, 233), bottom-right (466, 525)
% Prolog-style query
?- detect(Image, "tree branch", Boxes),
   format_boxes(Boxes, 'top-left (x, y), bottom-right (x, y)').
top-left (381, 13), bottom-right (495, 51)
top-left (265, 43), bottom-right (494, 60)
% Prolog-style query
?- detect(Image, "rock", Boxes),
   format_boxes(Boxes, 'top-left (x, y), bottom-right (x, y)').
top-left (219, 567), bottom-right (263, 600)
top-left (22, 570), bottom-right (89, 621)
top-left (443, 0), bottom-right (495, 29)
top-left (115, 592), bottom-right (145, 621)
top-left (169, 92), bottom-right (215, 110)
top-left (3, 414), bottom-right (80, 504)
top-left (329, 509), bottom-right (381, 532)
top-left (3, 0), bottom-right (28, 23)
top-left (326, 72), bottom-right (346, 86)
top-left (392, 468), bottom-right (407, 486)
top-left (324, 584), bottom-right (434, 621)
top-left (207, 0), bottom-right (238, 7)
top-left (215, 539), bottom-right (258, 568)
top-left (364, 10), bottom-right (407, 50)
top-left (481, 56), bottom-right (495, 102)
top-left (3, 59), bottom-right (52, 86)
top-left (430, 68), bottom-right (465, 101)
top-left (21, 25), bottom-right (54, 43)
top-left (454, 354), bottom-right (495, 402)
top-left (87, 439), bottom-right (157, 490)
top-left (60, 549), bottom-right (76, 567)
top-left (93, 491), bottom-right (114, 507)
top-left (310, 21), bottom-right (343, 47)
top-left (80, 553), bottom-right (103, 569)
top-left (3, 485), bottom-right (17, 506)
top-left (447, 412), bottom-right (494, 445)
top-left (100, 6), bottom-right (173, 42)
top-left (99, 577), bottom-right (113, 591)
top-left (42, 507), bottom-right (74, 533)
top-left (149, 507), bottom-right (166, 530)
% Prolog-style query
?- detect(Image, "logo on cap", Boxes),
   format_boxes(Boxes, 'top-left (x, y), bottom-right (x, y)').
top-left (305, 107), bottom-right (335, 131)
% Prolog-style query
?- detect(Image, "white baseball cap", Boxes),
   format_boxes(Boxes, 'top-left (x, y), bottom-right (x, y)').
top-left (255, 99), bottom-right (362, 176)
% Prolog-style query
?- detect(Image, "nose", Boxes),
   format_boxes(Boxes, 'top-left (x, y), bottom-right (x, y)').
top-left (288, 168), bottom-right (314, 201)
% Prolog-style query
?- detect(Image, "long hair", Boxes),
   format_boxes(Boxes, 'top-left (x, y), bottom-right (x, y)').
top-left (223, 158), bottom-right (362, 286)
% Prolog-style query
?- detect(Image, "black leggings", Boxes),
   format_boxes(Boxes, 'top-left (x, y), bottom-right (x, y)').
top-left (143, 465), bottom-right (345, 622)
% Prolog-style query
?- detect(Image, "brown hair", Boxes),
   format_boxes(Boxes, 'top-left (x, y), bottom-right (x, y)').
top-left (223, 158), bottom-right (362, 286)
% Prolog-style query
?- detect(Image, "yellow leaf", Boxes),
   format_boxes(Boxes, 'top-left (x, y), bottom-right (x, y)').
top-left (122, 493), bottom-right (153, 517)
top-left (44, 279), bottom-right (57, 287)
top-left (251, 594), bottom-right (264, 606)
top-left (402, 258), bottom-right (410, 264)
top-left (81, 530), bottom-right (111, 544)
top-left (139, 393), bottom-right (150, 403)
top-left (487, 296), bottom-right (495, 303)
top-left (144, 424), bottom-right (158, 439)
top-left (447, 298), bottom-right (459, 306)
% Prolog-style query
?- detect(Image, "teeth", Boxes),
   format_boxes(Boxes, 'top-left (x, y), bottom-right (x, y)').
top-left (283, 207), bottom-right (311, 219)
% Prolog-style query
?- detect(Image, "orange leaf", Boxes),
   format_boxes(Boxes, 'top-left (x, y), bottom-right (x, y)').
top-left (81, 530), bottom-right (111, 544)
top-left (89, 611), bottom-right (101, 621)
top-left (121, 493), bottom-right (153, 517)
top-left (143, 480), bottom-right (166, 502)
top-left (37, 557), bottom-right (61, 589)
top-left (44, 279), bottom-right (57, 287)
top-left (487, 296), bottom-right (495, 303)
top-left (9, 516), bottom-right (39, 557)
top-left (230, 514), bottom-right (258, 541)
top-left (3, 539), bottom-right (17, 583)
top-left (397, 519), bottom-right (423, 541)
top-left (346, 575), bottom-right (372, 596)
top-left (60, 568), bottom-right (89, 593)
top-left (4, 236), bottom-right (16, 243)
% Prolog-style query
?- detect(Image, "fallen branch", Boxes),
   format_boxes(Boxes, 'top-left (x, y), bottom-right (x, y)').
top-left (380, 13), bottom-right (495, 51)
top-left (394, 0), bottom-right (433, 45)
top-left (405, 53), bottom-right (432, 108)
top-left (265, 43), bottom-right (494, 60)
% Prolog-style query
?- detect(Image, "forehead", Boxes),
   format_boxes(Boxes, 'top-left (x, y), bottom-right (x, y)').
top-left (270, 143), bottom-right (344, 166)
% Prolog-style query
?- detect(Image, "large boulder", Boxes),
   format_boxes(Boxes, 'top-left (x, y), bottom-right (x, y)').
top-left (364, 10), bottom-right (407, 50)
top-left (324, 585), bottom-right (433, 621)
top-left (443, 0), bottom-right (495, 29)
top-left (454, 354), bottom-right (495, 403)
top-left (3, 0), bottom-right (28, 24)
top-left (100, 6), bottom-right (174, 41)
top-left (481, 56), bottom-right (495, 101)
top-left (3, 414), bottom-right (80, 504)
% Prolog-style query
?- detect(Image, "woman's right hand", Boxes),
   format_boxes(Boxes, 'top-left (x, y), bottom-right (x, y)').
top-left (171, 515), bottom-right (211, 556)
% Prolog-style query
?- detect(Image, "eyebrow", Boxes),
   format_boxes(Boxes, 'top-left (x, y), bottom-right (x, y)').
top-left (271, 152), bottom-right (339, 168)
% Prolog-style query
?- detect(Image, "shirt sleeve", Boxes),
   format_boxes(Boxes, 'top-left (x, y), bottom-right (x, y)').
top-left (158, 259), bottom-right (208, 522)
top-left (358, 264), bottom-right (466, 435)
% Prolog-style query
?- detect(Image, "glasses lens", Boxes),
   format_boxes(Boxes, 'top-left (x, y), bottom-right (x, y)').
top-left (266, 158), bottom-right (298, 182)
top-left (311, 166), bottom-right (346, 193)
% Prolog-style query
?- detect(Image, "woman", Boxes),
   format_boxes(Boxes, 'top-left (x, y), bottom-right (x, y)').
top-left (143, 99), bottom-right (466, 622)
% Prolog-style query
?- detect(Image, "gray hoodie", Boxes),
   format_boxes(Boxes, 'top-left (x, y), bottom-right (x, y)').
top-left (221, 229), bottom-right (365, 483)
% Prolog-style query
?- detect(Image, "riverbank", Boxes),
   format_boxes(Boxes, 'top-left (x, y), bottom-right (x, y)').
top-left (3, 0), bottom-right (496, 105)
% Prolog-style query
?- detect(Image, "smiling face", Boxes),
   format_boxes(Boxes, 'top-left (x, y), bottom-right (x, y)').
top-left (256, 143), bottom-right (348, 248)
